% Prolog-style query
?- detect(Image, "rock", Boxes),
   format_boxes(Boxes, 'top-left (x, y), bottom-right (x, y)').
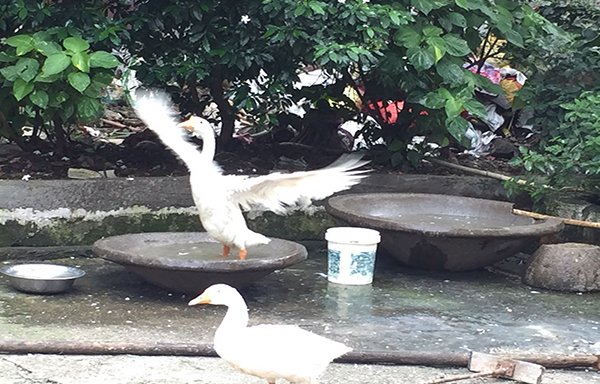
top-left (489, 137), bottom-right (518, 159)
top-left (523, 243), bottom-right (600, 292)
top-left (549, 197), bottom-right (600, 244)
top-left (0, 143), bottom-right (22, 157)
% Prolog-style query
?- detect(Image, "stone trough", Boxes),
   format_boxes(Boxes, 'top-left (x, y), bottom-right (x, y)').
top-left (93, 232), bottom-right (307, 294)
top-left (326, 193), bottom-right (564, 271)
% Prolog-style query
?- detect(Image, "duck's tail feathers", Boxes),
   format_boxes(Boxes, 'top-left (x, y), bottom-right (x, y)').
top-left (241, 230), bottom-right (271, 248)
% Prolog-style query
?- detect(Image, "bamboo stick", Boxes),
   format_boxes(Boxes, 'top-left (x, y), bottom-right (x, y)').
top-left (428, 158), bottom-right (528, 185)
top-left (513, 208), bottom-right (600, 229)
top-left (423, 372), bottom-right (494, 384)
top-left (100, 118), bottom-right (128, 129)
top-left (429, 158), bottom-right (600, 229)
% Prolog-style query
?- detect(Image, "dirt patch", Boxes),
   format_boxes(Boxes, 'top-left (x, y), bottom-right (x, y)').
top-left (0, 103), bottom-right (522, 180)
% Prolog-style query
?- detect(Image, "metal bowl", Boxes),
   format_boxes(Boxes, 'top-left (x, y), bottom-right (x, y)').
top-left (0, 263), bottom-right (85, 294)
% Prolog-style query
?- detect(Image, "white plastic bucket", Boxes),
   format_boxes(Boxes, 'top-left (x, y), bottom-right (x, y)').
top-left (325, 227), bottom-right (381, 285)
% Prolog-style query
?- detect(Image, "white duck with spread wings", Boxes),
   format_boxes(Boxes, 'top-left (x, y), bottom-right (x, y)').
top-left (134, 91), bottom-right (370, 259)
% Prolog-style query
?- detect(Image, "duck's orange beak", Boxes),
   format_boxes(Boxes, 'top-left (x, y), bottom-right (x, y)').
top-left (177, 117), bottom-right (195, 133)
top-left (188, 292), bottom-right (211, 306)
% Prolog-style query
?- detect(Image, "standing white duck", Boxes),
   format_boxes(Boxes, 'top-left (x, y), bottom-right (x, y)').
top-left (189, 284), bottom-right (352, 384)
top-left (133, 91), bottom-right (369, 260)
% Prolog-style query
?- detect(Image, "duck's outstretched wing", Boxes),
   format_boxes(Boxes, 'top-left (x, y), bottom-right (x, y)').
top-left (228, 153), bottom-right (370, 214)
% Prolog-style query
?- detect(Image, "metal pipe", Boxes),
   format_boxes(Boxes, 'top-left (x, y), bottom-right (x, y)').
top-left (0, 340), bottom-right (597, 370)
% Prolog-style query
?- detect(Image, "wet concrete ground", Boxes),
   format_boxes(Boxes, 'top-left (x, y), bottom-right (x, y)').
top-left (0, 242), bottom-right (599, 383)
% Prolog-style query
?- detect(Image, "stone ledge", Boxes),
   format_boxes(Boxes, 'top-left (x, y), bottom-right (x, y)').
top-left (0, 174), bottom-right (507, 248)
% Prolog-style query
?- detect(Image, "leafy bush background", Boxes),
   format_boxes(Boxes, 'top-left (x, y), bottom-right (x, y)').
top-left (506, 0), bottom-right (600, 204)
top-left (1, 0), bottom-right (597, 203)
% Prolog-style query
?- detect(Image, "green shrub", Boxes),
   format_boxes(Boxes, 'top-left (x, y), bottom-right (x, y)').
top-left (0, 1), bottom-right (126, 154)
top-left (125, 0), bottom-right (556, 164)
top-left (0, 28), bottom-right (119, 154)
top-left (511, 0), bottom-right (600, 142)
top-left (509, 91), bottom-right (600, 203)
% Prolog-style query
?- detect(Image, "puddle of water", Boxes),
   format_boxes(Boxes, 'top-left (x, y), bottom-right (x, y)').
top-left (140, 243), bottom-right (224, 261)
top-left (389, 213), bottom-right (517, 231)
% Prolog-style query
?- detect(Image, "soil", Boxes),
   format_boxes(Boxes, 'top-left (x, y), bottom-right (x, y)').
top-left (0, 103), bottom-right (522, 181)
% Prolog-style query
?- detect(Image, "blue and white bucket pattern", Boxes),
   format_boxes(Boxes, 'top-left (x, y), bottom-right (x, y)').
top-left (326, 227), bottom-right (381, 285)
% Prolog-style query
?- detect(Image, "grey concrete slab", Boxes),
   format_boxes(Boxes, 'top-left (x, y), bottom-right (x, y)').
top-left (0, 355), bottom-right (598, 384)
top-left (1, 243), bottom-right (598, 358)
top-left (0, 175), bottom-right (507, 211)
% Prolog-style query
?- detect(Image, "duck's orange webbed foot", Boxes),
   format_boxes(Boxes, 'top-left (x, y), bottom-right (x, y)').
top-left (222, 245), bottom-right (231, 257)
top-left (239, 248), bottom-right (247, 260)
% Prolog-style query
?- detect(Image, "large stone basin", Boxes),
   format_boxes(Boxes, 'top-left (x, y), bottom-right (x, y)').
top-left (93, 232), bottom-right (307, 293)
top-left (326, 193), bottom-right (564, 271)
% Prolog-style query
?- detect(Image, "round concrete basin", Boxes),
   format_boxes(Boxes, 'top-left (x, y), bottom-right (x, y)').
top-left (326, 193), bottom-right (564, 271)
top-left (93, 232), bottom-right (307, 293)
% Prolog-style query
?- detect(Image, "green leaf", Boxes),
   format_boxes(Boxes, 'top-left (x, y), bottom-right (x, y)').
top-left (68, 72), bottom-right (91, 93)
top-left (29, 90), bottom-right (49, 109)
top-left (34, 72), bottom-right (61, 83)
top-left (447, 12), bottom-right (467, 27)
top-left (463, 98), bottom-right (488, 119)
top-left (433, 45), bottom-right (445, 62)
top-left (12, 78), bottom-right (34, 101)
top-left (89, 51), bottom-right (120, 69)
top-left (502, 29), bottom-right (524, 48)
top-left (446, 116), bottom-right (469, 143)
top-left (14, 58), bottom-right (40, 82)
top-left (76, 97), bottom-right (104, 121)
top-left (407, 47), bottom-right (435, 71)
top-left (442, 34), bottom-right (472, 56)
top-left (445, 95), bottom-right (463, 118)
top-left (420, 91), bottom-right (446, 109)
top-left (16, 42), bottom-right (35, 56)
top-left (48, 91), bottom-right (70, 107)
top-left (394, 27), bottom-right (422, 49)
top-left (5, 35), bottom-right (34, 55)
top-left (63, 36), bottom-right (90, 53)
top-left (388, 139), bottom-right (405, 152)
top-left (454, 0), bottom-right (470, 10)
top-left (92, 71), bottom-right (114, 87)
top-left (435, 59), bottom-right (464, 85)
top-left (5, 35), bottom-right (33, 48)
top-left (83, 80), bottom-right (105, 98)
top-left (294, 5), bottom-right (306, 17)
top-left (438, 87), bottom-right (452, 100)
top-left (423, 26), bottom-right (443, 38)
top-left (60, 103), bottom-right (75, 121)
top-left (0, 66), bottom-right (19, 81)
top-left (411, 0), bottom-right (433, 14)
top-left (42, 53), bottom-right (71, 75)
top-left (347, 50), bottom-right (359, 62)
top-left (308, 2), bottom-right (325, 15)
top-left (428, 37), bottom-right (447, 61)
top-left (0, 51), bottom-right (15, 63)
top-left (71, 51), bottom-right (90, 73)
top-left (390, 151), bottom-right (405, 167)
top-left (34, 40), bottom-right (62, 56)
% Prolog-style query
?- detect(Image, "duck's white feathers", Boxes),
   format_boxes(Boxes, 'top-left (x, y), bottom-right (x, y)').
top-left (227, 153), bottom-right (370, 214)
top-left (193, 284), bottom-right (352, 384)
top-left (133, 90), bottom-right (221, 175)
top-left (221, 324), bottom-right (352, 383)
top-left (133, 91), bottom-right (369, 251)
